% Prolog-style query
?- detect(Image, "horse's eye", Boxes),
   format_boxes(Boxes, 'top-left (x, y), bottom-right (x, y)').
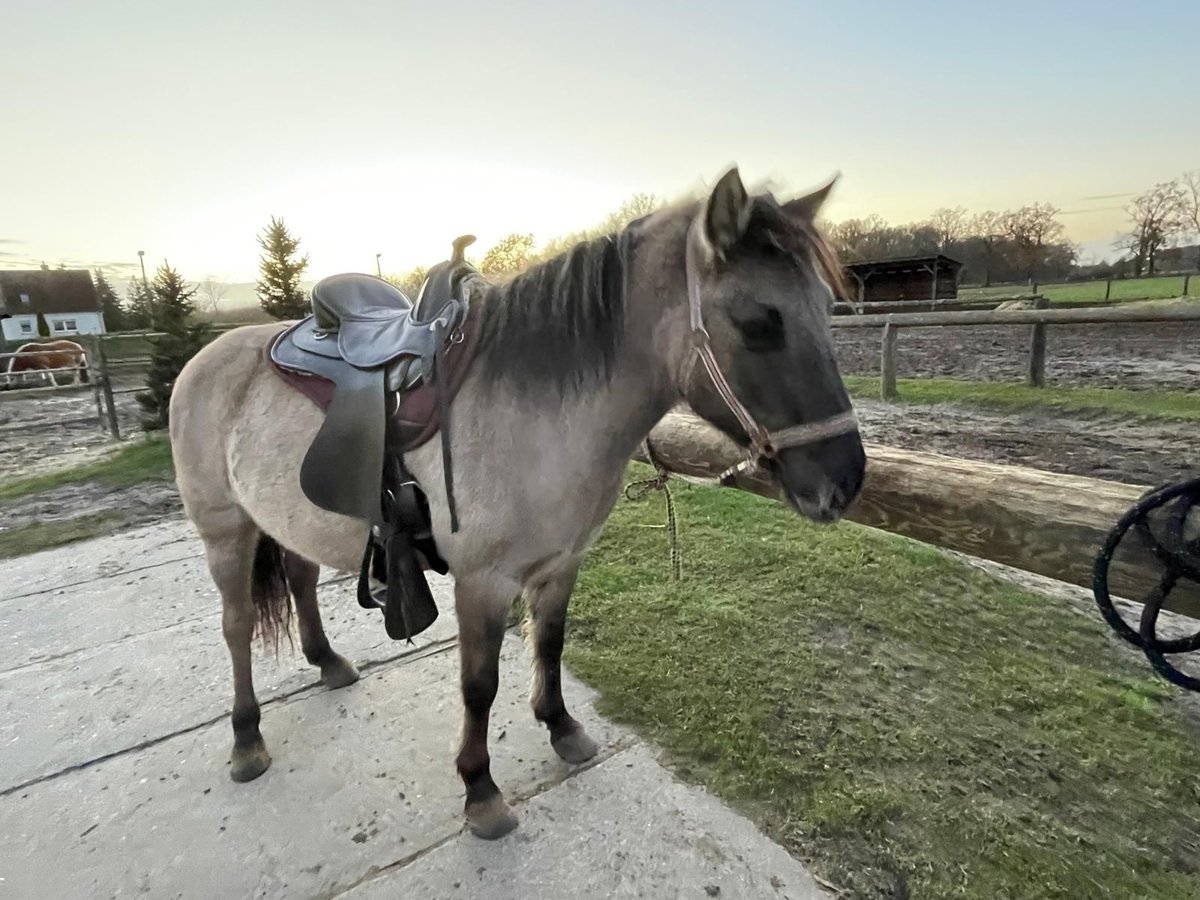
top-left (731, 305), bottom-right (784, 352)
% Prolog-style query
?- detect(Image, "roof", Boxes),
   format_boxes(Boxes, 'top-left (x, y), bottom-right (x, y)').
top-left (844, 253), bottom-right (964, 273)
top-left (0, 269), bottom-right (99, 316)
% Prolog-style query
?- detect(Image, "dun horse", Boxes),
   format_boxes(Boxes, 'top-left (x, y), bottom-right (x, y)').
top-left (169, 167), bottom-right (866, 838)
top-left (1, 339), bottom-right (89, 389)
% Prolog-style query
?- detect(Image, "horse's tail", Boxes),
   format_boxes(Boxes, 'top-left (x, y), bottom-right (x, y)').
top-left (250, 533), bottom-right (294, 654)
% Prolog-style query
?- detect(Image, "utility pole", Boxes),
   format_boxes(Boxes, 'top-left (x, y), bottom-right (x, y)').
top-left (375, 253), bottom-right (382, 278)
top-left (137, 250), bottom-right (147, 284)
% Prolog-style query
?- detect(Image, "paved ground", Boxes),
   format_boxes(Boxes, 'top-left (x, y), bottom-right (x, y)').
top-left (0, 520), bottom-right (829, 900)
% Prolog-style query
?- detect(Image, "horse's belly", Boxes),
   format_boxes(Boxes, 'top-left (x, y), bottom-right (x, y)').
top-left (227, 369), bottom-right (369, 573)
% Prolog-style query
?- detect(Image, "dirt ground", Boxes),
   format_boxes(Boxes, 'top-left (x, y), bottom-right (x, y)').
top-left (834, 320), bottom-right (1200, 392)
top-left (1, 325), bottom-right (1196, 535)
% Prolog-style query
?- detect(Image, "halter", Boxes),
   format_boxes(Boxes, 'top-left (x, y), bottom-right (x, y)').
top-left (677, 220), bottom-right (859, 484)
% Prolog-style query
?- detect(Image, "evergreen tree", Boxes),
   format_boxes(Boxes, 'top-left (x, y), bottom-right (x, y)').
top-left (256, 216), bottom-right (310, 319)
top-left (125, 277), bottom-right (155, 330)
top-left (135, 262), bottom-right (208, 431)
top-left (93, 270), bottom-right (127, 332)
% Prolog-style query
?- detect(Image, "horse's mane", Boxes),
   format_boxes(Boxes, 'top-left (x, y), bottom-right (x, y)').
top-left (474, 230), bottom-right (629, 394)
top-left (471, 193), bottom-right (846, 395)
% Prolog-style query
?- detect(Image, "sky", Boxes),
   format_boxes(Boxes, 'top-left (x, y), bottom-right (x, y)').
top-left (3, 0), bottom-right (1197, 286)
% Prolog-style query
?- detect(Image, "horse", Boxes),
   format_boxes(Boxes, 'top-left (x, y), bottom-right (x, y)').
top-left (1, 339), bottom-right (89, 389)
top-left (168, 166), bottom-right (867, 840)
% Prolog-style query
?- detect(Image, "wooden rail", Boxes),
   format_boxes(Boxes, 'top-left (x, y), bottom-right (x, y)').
top-left (829, 300), bottom-right (1200, 399)
top-left (639, 409), bottom-right (1200, 621)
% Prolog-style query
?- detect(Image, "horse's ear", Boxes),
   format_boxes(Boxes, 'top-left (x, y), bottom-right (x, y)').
top-left (782, 173), bottom-right (840, 221)
top-left (701, 167), bottom-right (752, 258)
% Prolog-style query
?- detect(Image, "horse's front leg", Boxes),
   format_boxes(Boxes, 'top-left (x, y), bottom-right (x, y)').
top-left (525, 567), bottom-right (599, 763)
top-left (454, 571), bottom-right (520, 839)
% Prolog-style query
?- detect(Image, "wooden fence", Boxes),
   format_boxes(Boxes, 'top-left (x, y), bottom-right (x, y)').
top-left (830, 300), bottom-right (1200, 400)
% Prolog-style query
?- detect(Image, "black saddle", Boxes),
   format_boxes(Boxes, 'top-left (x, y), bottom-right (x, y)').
top-left (269, 235), bottom-right (479, 642)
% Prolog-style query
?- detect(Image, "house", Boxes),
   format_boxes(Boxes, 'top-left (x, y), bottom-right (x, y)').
top-left (0, 269), bottom-right (104, 343)
top-left (841, 254), bottom-right (964, 305)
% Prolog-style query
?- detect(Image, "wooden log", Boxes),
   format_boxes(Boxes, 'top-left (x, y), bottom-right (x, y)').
top-left (640, 410), bottom-right (1200, 620)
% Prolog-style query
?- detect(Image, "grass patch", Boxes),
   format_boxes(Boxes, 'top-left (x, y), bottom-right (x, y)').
top-left (0, 436), bottom-right (175, 502)
top-left (961, 275), bottom-right (1193, 304)
top-left (566, 466), bottom-right (1200, 899)
top-left (843, 375), bottom-right (1200, 421)
top-left (0, 511), bottom-right (131, 559)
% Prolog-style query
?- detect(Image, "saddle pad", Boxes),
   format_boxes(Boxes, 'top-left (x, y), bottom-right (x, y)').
top-left (266, 303), bottom-right (484, 453)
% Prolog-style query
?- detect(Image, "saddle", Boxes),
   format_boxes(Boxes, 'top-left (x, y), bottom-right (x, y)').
top-left (268, 235), bottom-right (482, 642)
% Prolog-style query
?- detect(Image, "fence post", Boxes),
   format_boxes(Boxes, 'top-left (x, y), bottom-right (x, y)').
top-left (1027, 295), bottom-right (1050, 388)
top-left (92, 334), bottom-right (122, 439)
top-left (881, 321), bottom-right (899, 401)
top-left (1105, 279), bottom-right (1112, 301)
top-left (1185, 274), bottom-right (1191, 297)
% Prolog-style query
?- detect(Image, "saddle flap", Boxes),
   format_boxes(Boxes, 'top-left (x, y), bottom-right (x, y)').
top-left (298, 363), bottom-right (388, 523)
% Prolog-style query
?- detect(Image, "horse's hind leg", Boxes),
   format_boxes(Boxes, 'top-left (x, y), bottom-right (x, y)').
top-left (525, 568), bottom-right (599, 764)
top-left (282, 551), bottom-right (359, 689)
top-left (200, 513), bottom-right (283, 782)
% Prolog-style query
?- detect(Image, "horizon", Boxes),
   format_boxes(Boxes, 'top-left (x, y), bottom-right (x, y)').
top-left (3, 0), bottom-right (1197, 283)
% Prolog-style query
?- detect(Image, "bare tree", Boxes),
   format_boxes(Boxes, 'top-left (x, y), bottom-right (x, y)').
top-left (1180, 171), bottom-right (1200, 271)
top-left (929, 206), bottom-right (969, 251)
top-left (196, 278), bottom-right (229, 315)
top-left (1116, 181), bottom-right (1186, 277)
top-left (968, 210), bottom-right (1004, 286)
top-left (1002, 203), bottom-right (1066, 282)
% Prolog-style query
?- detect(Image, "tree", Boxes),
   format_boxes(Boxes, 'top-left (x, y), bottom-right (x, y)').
top-left (967, 211), bottom-right (1004, 286)
top-left (196, 278), bottom-right (229, 316)
top-left (93, 269), bottom-right (127, 332)
top-left (256, 216), bottom-right (310, 319)
top-left (1002, 203), bottom-right (1066, 282)
top-left (125, 277), bottom-right (155, 330)
top-left (384, 265), bottom-right (428, 297)
top-left (135, 262), bottom-right (209, 431)
top-left (1116, 182), bottom-right (1186, 277)
top-left (1179, 171), bottom-right (1200, 271)
top-left (480, 232), bottom-right (535, 276)
top-left (928, 207), bottom-right (969, 252)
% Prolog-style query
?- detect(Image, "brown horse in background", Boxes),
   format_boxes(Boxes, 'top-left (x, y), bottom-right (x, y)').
top-left (1, 339), bottom-right (89, 389)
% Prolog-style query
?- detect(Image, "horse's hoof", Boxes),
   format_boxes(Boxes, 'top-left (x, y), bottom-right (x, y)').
top-left (465, 796), bottom-right (519, 840)
top-left (552, 728), bottom-right (600, 764)
top-left (320, 654), bottom-right (360, 690)
top-left (230, 742), bottom-right (272, 783)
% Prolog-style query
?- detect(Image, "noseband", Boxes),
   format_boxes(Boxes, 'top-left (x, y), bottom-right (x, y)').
top-left (677, 221), bottom-right (859, 483)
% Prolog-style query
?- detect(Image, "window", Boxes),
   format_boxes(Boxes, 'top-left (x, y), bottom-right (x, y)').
top-left (51, 319), bottom-right (78, 333)
top-left (18, 320), bottom-right (33, 334)
top-left (19, 293), bottom-right (31, 306)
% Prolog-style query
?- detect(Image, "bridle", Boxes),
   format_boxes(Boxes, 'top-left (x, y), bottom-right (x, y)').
top-left (675, 219), bottom-right (860, 484)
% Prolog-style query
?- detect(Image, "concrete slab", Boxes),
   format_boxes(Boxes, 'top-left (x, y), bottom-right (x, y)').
top-left (0, 575), bottom-right (460, 792)
top-left (1, 519), bottom-right (201, 599)
top-left (1, 521), bottom-right (831, 899)
top-left (0, 636), bottom-right (627, 900)
top-left (346, 744), bottom-right (829, 900)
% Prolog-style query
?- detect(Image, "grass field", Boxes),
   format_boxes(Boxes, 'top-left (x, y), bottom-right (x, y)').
top-left (960, 274), bottom-right (1194, 305)
top-left (566, 466), bottom-right (1200, 899)
top-left (844, 375), bottom-right (1200, 421)
top-left (0, 436), bottom-right (174, 502)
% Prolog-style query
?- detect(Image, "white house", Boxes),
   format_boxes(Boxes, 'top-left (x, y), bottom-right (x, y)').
top-left (0, 269), bottom-right (105, 343)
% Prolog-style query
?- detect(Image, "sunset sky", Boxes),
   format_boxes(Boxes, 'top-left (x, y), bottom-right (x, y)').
top-left (3, 0), bottom-right (1197, 284)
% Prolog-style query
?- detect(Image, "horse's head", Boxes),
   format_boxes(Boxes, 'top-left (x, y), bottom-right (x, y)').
top-left (669, 167), bottom-right (865, 523)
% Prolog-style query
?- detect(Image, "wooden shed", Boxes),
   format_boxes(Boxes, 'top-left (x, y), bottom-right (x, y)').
top-left (842, 254), bottom-right (963, 305)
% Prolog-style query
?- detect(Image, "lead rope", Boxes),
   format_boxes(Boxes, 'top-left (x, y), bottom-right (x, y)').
top-left (624, 438), bottom-right (682, 582)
